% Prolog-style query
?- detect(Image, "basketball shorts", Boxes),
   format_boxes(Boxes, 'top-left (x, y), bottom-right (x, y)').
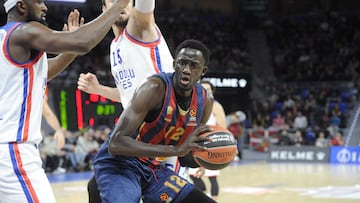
top-left (94, 156), bottom-right (195, 203)
top-left (0, 142), bottom-right (55, 203)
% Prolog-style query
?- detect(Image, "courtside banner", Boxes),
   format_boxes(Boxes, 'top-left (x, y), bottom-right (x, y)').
top-left (268, 146), bottom-right (329, 163)
top-left (330, 146), bottom-right (360, 164)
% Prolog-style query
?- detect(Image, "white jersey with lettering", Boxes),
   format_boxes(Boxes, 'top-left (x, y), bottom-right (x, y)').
top-left (0, 22), bottom-right (55, 203)
top-left (110, 27), bottom-right (174, 109)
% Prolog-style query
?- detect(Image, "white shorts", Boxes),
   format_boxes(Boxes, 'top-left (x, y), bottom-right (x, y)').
top-left (188, 167), bottom-right (220, 177)
top-left (161, 156), bottom-right (188, 180)
top-left (0, 142), bottom-right (55, 203)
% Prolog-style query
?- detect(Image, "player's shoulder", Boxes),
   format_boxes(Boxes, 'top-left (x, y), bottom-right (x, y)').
top-left (147, 74), bottom-right (167, 88)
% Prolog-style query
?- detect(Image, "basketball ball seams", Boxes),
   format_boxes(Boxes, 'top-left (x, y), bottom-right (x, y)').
top-left (193, 146), bottom-right (237, 163)
top-left (192, 125), bottom-right (237, 170)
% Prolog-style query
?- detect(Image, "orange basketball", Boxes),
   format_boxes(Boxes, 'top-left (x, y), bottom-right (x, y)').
top-left (192, 125), bottom-right (237, 170)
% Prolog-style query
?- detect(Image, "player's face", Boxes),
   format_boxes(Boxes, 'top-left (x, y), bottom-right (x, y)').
top-left (173, 48), bottom-right (208, 94)
top-left (25, 0), bottom-right (48, 25)
top-left (103, 0), bottom-right (132, 28)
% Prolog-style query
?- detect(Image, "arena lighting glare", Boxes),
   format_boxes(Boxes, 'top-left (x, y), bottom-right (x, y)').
top-left (47, 0), bottom-right (86, 3)
top-left (202, 77), bottom-right (248, 88)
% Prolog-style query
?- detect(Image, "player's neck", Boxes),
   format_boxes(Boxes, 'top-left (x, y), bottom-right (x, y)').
top-left (176, 93), bottom-right (191, 110)
top-left (113, 26), bottom-right (125, 38)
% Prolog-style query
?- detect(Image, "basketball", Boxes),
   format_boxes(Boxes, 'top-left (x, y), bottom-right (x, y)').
top-left (192, 125), bottom-right (237, 170)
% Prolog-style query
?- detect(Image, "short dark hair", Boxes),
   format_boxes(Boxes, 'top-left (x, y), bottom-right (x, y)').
top-left (200, 80), bottom-right (216, 93)
top-left (174, 39), bottom-right (210, 65)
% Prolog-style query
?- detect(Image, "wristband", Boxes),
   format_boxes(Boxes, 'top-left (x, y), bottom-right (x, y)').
top-left (135, 0), bottom-right (155, 13)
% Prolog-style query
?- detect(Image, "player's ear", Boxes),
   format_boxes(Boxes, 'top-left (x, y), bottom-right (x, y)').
top-left (201, 65), bottom-right (208, 76)
top-left (16, 1), bottom-right (27, 15)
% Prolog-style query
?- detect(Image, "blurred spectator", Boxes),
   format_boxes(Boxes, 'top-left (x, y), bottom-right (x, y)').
top-left (74, 127), bottom-right (100, 171)
top-left (277, 129), bottom-right (292, 146)
top-left (294, 130), bottom-right (305, 147)
top-left (329, 131), bottom-right (345, 146)
top-left (40, 131), bottom-right (66, 174)
top-left (94, 125), bottom-right (111, 145)
top-left (315, 131), bottom-right (328, 147)
top-left (252, 112), bottom-right (266, 129)
top-left (272, 112), bottom-right (285, 129)
top-left (227, 114), bottom-right (243, 160)
top-left (293, 111), bottom-right (308, 130)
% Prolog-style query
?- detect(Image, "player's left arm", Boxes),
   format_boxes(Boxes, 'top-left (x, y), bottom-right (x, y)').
top-left (47, 9), bottom-right (85, 80)
top-left (213, 101), bottom-right (227, 128)
top-left (42, 96), bottom-right (65, 150)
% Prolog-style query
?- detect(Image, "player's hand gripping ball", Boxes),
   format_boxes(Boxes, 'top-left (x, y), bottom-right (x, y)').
top-left (192, 125), bottom-right (237, 170)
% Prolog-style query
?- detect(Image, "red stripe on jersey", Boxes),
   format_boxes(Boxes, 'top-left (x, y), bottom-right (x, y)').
top-left (22, 66), bottom-right (34, 141)
top-left (124, 28), bottom-right (161, 47)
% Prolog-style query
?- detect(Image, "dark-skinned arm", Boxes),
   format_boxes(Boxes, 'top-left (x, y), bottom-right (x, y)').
top-left (108, 77), bottom-right (210, 157)
top-left (12, 0), bottom-right (130, 55)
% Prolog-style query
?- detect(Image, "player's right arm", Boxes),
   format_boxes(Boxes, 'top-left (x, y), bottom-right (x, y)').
top-left (127, 0), bottom-right (157, 42)
top-left (77, 73), bottom-right (121, 102)
top-left (108, 76), bottom-right (209, 157)
top-left (10, 0), bottom-right (130, 56)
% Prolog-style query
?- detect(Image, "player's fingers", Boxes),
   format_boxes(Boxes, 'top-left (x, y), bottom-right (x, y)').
top-left (80, 17), bottom-right (85, 26)
top-left (72, 9), bottom-right (80, 26)
top-left (86, 72), bottom-right (95, 77)
top-left (194, 144), bottom-right (207, 151)
top-left (78, 85), bottom-right (88, 92)
top-left (195, 125), bottom-right (211, 136)
top-left (79, 73), bottom-right (88, 80)
top-left (62, 23), bottom-right (67, 31)
top-left (77, 77), bottom-right (87, 84)
top-left (67, 11), bottom-right (74, 24)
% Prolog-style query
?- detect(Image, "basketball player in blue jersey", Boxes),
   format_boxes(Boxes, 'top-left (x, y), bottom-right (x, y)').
top-left (0, 0), bottom-right (130, 202)
top-left (93, 39), bottom-right (218, 203)
top-left (77, 0), bottom-right (184, 202)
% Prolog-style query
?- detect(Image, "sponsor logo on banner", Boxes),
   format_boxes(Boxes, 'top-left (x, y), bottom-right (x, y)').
top-left (268, 146), bottom-right (329, 163)
top-left (330, 146), bottom-right (360, 164)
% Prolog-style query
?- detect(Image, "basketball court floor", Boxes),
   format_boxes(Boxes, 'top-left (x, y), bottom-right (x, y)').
top-left (51, 160), bottom-right (360, 203)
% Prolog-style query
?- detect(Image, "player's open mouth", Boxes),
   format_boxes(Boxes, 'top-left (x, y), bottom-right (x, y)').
top-left (180, 77), bottom-right (190, 85)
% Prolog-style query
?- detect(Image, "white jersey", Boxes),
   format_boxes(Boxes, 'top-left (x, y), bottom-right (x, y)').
top-left (110, 27), bottom-right (174, 108)
top-left (0, 22), bottom-right (54, 203)
top-left (207, 111), bottom-right (217, 126)
top-left (0, 22), bottom-right (48, 144)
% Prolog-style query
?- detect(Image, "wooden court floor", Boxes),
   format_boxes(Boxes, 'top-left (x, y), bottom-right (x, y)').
top-left (52, 161), bottom-right (360, 203)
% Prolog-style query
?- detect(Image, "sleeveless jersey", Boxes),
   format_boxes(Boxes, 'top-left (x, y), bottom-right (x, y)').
top-left (134, 73), bottom-right (207, 165)
top-left (0, 22), bottom-right (48, 144)
top-left (110, 27), bottom-right (174, 108)
top-left (207, 110), bottom-right (217, 126)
